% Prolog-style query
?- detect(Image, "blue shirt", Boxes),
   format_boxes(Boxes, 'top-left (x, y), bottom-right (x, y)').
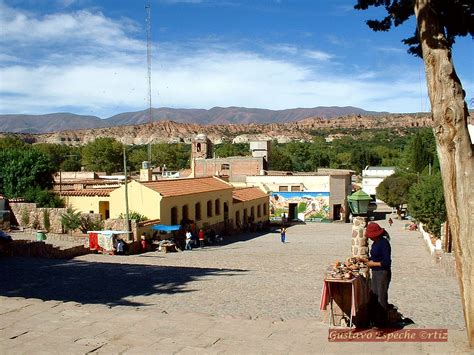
top-left (369, 237), bottom-right (391, 270)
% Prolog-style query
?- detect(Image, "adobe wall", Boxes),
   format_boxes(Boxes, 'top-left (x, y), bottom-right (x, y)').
top-left (9, 202), bottom-right (101, 235)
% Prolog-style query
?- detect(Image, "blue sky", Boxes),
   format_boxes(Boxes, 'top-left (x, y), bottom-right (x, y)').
top-left (0, 0), bottom-right (472, 118)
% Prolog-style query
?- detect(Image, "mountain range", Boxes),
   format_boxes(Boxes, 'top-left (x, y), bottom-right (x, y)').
top-left (0, 106), bottom-right (386, 134)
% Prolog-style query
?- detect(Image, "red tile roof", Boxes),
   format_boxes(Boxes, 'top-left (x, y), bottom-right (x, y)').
top-left (60, 189), bottom-right (114, 197)
top-left (141, 176), bottom-right (233, 197)
top-left (232, 187), bottom-right (268, 203)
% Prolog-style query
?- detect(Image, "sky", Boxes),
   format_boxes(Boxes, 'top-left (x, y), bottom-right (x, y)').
top-left (0, 0), bottom-right (472, 118)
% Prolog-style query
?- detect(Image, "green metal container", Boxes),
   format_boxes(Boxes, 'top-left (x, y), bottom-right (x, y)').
top-left (36, 231), bottom-right (47, 241)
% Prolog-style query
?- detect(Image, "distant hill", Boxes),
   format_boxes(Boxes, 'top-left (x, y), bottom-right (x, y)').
top-left (0, 106), bottom-right (386, 133)
top-left (0, 113), bottom-right (105, 134)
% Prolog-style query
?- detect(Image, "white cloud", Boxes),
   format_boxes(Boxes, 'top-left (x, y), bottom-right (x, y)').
top-left (0, 4), bottom-right (143, 51)
top-left (0, 3), bottom-right (439, 117)
top-left (304, 50), bottom-right (334, 61)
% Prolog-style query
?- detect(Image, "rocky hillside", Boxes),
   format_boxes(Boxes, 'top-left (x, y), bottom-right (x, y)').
top-left (0, 106), bottom-right (384, 133)
top-left (3, 113), bottom-right (434, 145)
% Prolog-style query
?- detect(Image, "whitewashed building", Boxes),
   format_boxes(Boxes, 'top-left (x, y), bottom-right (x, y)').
top-left (362, 166), bottom-right (396, 199)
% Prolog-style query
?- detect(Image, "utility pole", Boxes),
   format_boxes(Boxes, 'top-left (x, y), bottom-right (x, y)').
top-left (146, 3), bottom-right (153, 164)
top-left (123, 146), bottom-right (131, 241)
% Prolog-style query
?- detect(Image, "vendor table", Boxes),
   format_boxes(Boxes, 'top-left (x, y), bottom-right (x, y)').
top-left (320, 275), bottom-right (369, 328)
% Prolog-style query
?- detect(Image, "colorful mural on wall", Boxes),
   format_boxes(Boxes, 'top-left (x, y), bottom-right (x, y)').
top-left (270, 192), bottom-right (330, 221)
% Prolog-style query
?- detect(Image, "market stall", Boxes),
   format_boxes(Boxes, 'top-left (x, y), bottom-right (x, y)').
top-left (151, 224), bottom-right (181, 252)
top-left (87, 230), bottom-right (130, 254)
top-left (320, 258), bottom-right (370, 328)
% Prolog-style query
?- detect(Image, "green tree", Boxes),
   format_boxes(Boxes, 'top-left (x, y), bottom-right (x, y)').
top-left (81, 138), bottom-right (123, 174)
top-left (403, 129), bottom-right (436, 174)
top-left (32, 143), bottom-right (81, 171)
top-left (354, 0), bottom-right (474, 342)
top-left (151, 143), bottom-right (190, 170)
top-left (24, 187), bottom-right (64, 208)
top-left (376, 173), bottom-right (417, 215)
top-left (127, 145), bottom-right (148, 171)
top-left (214, 143), bottom-right (250, 158)
top-left (60, 207), bottom-right (82, 234)
top-left (350, 147), bottom-right (382, 173)
top-left (0, 135), bottom-right (28, 149)
top-left (0, 148), bottom-right (55, 198)
top-left (408, 174), bottom-right (446, 237)
top-left (269, 144), bottom-right (293, 171)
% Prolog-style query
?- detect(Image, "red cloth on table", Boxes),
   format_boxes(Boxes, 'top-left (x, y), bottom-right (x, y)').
top-left (89, 233), bottom-right (99, 250)
top-left (319, 276), bottom-right (369, 317)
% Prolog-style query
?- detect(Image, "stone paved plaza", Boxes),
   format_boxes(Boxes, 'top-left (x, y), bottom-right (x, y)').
top-left (0, 218), bottom-right (471, 354)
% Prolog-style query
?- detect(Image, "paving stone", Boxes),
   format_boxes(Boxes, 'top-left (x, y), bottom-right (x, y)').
top-left (0, 219), bottom-right (471, 353)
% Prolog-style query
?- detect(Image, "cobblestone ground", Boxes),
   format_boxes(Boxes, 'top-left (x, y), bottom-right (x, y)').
top-left (0, 218), bottom-right (470, 354)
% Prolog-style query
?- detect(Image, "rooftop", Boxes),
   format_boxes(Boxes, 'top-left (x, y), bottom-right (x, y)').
top-left (60, 189), bottom-right (114, 197)
top-left (141, 176), bottom-right (233, 197)
top-left (232, 187), bottom-right (268, 203)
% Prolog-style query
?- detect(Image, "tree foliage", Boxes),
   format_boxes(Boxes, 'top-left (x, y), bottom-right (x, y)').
top-left (376, 173), bottom-right (418, 212)
top-left (33, 143), bottom-right (82, 171)
top-left (0, 148), bottom-right (55, 199)
top-left (214, 143), bottom-right (250, 158)
top-left (60, 207), bottom-right (82, 234)
top-left (408, 173), bottom-right (446, 237)
top-left (0, 135), bottom-right (28, 150)
top-left (81, 138), bottom-right (123, 174)
top-left (152, 143), bottom-right (190, 171)
top-left (401, 129), bottom-right (438, 174)
top-left (354, 0), bottom-right (474, 57)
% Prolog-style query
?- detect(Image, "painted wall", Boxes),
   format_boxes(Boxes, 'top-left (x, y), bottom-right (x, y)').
top-left (64, 195), bottom-right (111, 219)
top-left (270, 191), bottom-right (330, 221)
top-left (246, 175), bottom-right (330, 192)
top-left (159, 190), bottom-right (233, 227)
top-left (109, 181), bottom-right (162, 220)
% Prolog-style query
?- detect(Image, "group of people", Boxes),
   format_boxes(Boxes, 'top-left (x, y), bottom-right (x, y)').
top-left (185, 228), bottom-right (206, 250)
top-left (113, 236), bottom-right (127, 255)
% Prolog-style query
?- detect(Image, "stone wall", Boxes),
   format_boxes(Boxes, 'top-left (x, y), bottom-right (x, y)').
top-left (351, 217), bottom-right (368, 259)
top-left (103, 218), bottom-right (138, 241)
top-left (9, 202), bottom-right (101, 234)
top-left (4, 240), bottom-right (90, 259)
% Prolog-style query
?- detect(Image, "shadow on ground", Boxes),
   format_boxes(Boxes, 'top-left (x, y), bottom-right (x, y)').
top-left (0, 257), bottom-right (246, 307)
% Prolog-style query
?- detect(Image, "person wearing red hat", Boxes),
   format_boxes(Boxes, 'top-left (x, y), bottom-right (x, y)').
top-left (361, 222), bottom-right (392, 328)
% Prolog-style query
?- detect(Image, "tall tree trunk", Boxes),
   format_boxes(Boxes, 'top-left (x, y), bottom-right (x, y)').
top-left (415, 0), bottom-right (474, 347)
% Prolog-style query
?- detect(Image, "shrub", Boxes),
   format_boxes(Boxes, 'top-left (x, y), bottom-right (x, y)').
top-left (408, 174), bottom-right (446, 237)
top-left (42, 209), bottom-right (51, 232)
top-left (20, 208), bottom-right (30, 227)
top-left (119, 211), bottom-right (148, 222)
top-left (60, 207), bottom-right (82, 234)
top-left (80, 215), bottom-right (103, 234)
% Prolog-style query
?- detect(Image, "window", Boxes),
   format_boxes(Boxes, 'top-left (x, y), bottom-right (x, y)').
top-left (250, 206), bottom-right (255, 219)
top-left (279, 185), bottom-right (288, 192)
top-left (215, 199), bottom-right (221, 215)
top-left (171, 207), bottom-right (178, 225)
top-left (291, 186), bottom-right (300, 192)
top-left (257, 205), bottom-right (261, 218)
top-left (221, 163), bottom-right (230, 170)
top-left (263, 203), bottom-right (268, 215)
top-left (207, 200), bottom-right (213, 217)
top-left (182, 205), bottom-right (189, 222)
top-left (195, 202), bottom-right (201, 221)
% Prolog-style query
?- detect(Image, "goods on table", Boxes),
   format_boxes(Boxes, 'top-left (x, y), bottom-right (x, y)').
top-left (325, 257), bottom-right (369, 280)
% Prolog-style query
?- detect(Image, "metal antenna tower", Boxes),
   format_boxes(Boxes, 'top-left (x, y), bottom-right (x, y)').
top-left (146, 2), bottom-right (153, 164)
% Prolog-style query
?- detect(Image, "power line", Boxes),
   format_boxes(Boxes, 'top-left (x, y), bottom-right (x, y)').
top-left (146, 2), bottom-right (152, 164)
